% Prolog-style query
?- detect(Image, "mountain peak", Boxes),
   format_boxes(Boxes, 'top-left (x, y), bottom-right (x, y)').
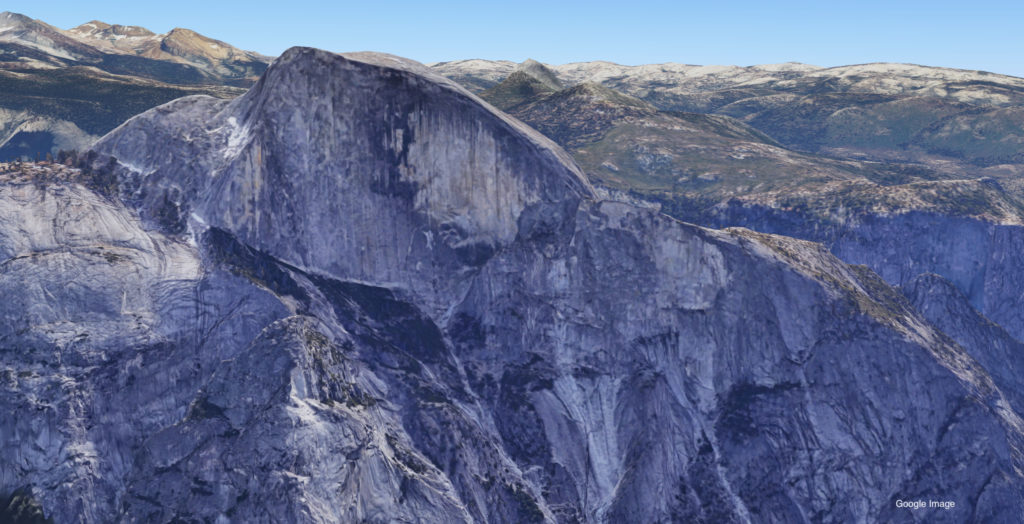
top-left (0, 12), bottom-right (99, 62)
top-left (274, 47), bottom-right (468, 95)
top-left (0, 11), bottom-right (32, 25)
top-left (517, 58), bottom-right (563, 90)
top-left (0, 11), bottom-right (51, 33)
top-left (69, 20), bottom-right (155, 38)
top-left (159, 27), bottom-right (268, 65)
top-left (477, 58), bottom-right (566, 111)
top-left (479, 70), bottom-right (559, 110)
top-left (60, 21), bottom-right (271, 83)
top-left (166, 27), bottom-right (198, 37)
top-left (70, 20), bottom-right (111, 31)
top-left (93, 46), bottom-right (592, 315)
top-left (262, 47), bottom-right (583, 166)
top-left (557, 81), bottom-right (656, 110)
top-left (504, 81), bottom-right (659, 148)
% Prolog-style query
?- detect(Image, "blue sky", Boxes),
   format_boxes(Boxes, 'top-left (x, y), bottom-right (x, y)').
top-left (9, 1), bottom-right (1024, 76)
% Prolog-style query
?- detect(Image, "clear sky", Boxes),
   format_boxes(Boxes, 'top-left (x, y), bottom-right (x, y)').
top-left (7, 0), bottom-right (1024, 77)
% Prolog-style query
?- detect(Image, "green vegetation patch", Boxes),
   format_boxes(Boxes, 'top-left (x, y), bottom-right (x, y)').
top-left (0, 67), bottom-right (243, 136)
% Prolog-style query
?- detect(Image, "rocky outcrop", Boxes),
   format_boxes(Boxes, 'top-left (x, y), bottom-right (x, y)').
top-left (0, 109), bottom-right (99, 162)
top-left (3, 47), bottom-right (1024, 523)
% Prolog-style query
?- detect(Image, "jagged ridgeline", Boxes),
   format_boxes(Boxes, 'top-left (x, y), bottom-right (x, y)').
top-left (2, 47), bottom-right (1024, 523)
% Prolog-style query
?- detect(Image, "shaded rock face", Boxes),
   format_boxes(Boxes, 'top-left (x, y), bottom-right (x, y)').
top-left (0, 109), bottom-right (99, 162)
top-left (3, 47), bottom-right (1024, 523)
top-left (704, 204), bottom-right (1024, 342)
top-left (833, 216), bottom-right (1024, 341)
top-left (903, 273), bottom-right (1024, 414)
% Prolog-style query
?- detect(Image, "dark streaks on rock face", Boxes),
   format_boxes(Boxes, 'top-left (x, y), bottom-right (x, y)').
top-left (678, 435), bottom-right (747, 523)
top-left (494, 355), bottom-right (559, 464)
top-left (92, 46), bottom-right (593, 320)
top-left (367, 70), bottom-right (421, 201)
top-left (203, 226), bottom-right (310, 304)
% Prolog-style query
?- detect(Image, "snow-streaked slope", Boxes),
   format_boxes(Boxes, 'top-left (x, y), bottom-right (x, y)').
top-left (0, 11), bottom-right (271, 84)
top-left (0, 11), bottom-right (100, 63)
top-left (68, 21), bottom-right (271, 80)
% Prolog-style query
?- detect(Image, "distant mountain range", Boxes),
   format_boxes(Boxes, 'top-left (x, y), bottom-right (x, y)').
top-left (434, 57), bottom-right (1024, 171)
top-left (0, 11), bottom-right (271, 161)
top-left (0, 12), bottom-right (269, 84)
top-left (433, 57), bottom-right (1024, 222)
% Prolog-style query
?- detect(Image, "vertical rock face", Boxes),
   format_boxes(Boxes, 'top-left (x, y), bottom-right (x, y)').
top-left (833, 216), bottom-right (1024, 342)
top-left (95, 47), bottom-right (592, 317)
top-left (3, 47), bottom-right (1024, 523)
top-left (903, 273), bottom-right (1024, 414)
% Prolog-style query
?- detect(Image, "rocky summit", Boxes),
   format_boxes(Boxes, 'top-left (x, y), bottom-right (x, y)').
top-left (3, 46), bottom-right (1024, 523)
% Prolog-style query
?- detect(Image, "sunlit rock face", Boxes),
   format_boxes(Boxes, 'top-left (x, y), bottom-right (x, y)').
top-left (93, 47), bottom-right (593, 319)
top-left (3, 47), bottom-right (1024, 523)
